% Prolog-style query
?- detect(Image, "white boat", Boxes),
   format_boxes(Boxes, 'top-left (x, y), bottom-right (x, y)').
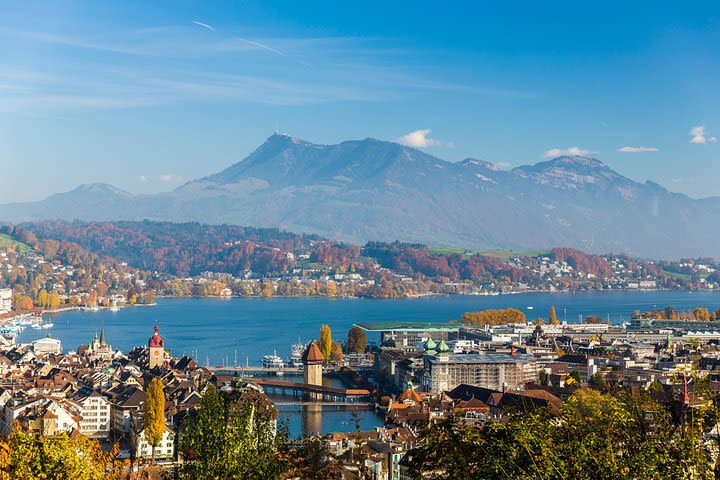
top-left (41, 323), bottom-right (54, 329)
top-left (109, 306), bottom-right (120, 312)
top-left (262, 352), bottom-right (285, 369)
top-left (290, 341), bottom-right (305, 367)
top-left (31, 324), bottom-right (42, 329)
top-left (526, 306), bottom-right (534, 310)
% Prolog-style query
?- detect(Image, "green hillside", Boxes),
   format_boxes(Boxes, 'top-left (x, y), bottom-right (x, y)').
top-left (0, 233), bottom-right (34, 253)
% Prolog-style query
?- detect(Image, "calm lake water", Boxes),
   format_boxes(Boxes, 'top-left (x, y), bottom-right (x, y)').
top-left (16, 290), bottom-right (720, 435)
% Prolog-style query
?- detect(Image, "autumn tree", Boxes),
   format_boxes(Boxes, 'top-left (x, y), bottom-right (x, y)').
top-left (461, 308), bottom-right (526, 326)
top-left (346, 326), bottom-right (367, 353)
top-left (261, 281), bottom-right (274, 298)
top-left (144, 378), bottom-right (166, 463)
top-left (549, 305), bottom-right (559, 325)
top-left (0, 425), bottom-right (126, 480)
top-left (319, 324), bottom-right (332, 362)
top-left (12, 294), bottom-right (33, 311)
top-left (330, 341), bottom-right (343, 366)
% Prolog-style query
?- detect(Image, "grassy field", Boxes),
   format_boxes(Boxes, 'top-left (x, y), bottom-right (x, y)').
top-left (661, 268), bottom-right (709, 281)
top-left (429, 246), bottom-right (547, 260)
top-left (0, 233), bottom-right (34, 253)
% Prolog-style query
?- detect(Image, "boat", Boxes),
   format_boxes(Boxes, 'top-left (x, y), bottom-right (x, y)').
top-left (41, 323), bottom-right (54, 329)
top-left (262, 351), bottom-right (285, 369)
top-left (31, 324), bottom-right (42, 329)
top-left (526, 306), bottom-right (534, 310)
top-left (290, 341), bottom-right (305, 367)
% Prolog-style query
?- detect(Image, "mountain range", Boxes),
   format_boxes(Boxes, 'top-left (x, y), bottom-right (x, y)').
top-left (2, 133), bottom-right (719, 259)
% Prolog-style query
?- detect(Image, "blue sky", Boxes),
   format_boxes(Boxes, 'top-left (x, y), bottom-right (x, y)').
top-left (1, 0), bottom-right (719, 202)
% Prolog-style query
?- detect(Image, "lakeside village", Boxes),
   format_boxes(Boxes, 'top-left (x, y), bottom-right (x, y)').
top-left (4, 229), bottom-right (720, 312)
top-left (4, 305), bottom-right (720, 477)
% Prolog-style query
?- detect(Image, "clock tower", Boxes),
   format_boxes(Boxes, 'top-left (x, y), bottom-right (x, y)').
top-left (148, 325), bottom-right (165, 369)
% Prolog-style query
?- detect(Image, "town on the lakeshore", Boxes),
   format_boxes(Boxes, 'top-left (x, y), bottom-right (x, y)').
top-left (2, 301), bottom-right (720, 478)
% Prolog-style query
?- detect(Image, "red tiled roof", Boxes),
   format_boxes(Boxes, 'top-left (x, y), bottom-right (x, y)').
top-left (303, 342), bottom-right (324, 363)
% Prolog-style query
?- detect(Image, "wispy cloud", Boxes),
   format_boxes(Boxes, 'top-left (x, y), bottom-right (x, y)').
top-left (617, 146), bottom-right (659, 153)
top-left (542, 147), bottom-right (595, 158)
top-left (137, 175), bottom-right (148, 183)
top-left (396, 129), bottom-right (442, 148)
top-left (192, 20), bottom-right (215, 32)
top-left (0, 25), bottom-right (529, 112)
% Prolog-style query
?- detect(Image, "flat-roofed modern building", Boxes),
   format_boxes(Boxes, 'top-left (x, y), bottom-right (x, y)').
top-left (421, 347), bottom-right (538, 393)
top-left (355, 321), bottom-right (459, 351)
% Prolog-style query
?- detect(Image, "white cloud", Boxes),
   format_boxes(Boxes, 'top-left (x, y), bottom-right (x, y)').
top-left (617, 146), bottom-right (659, 153)
top-left (396, 129), bottom-right (441, 148)
top-left (137, 175), bottom-right (148, 182)
top-left (690, 125), bottom-right (707, 144)
top-left (542, 147), bottom-right (594, 158)
top-left (671, 178), bottom-right (683, 184)
top-left (711, 137), bottom-right (718, 143)
top-left (495, 162), bottom-right (511, 170)
top-left (159, 174), bottom-right (184, 183)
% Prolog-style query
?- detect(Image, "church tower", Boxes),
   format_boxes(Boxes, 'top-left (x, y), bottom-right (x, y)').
top-left (302, 341), bottom-right (323, 387)
top-left (148, 325), bottom-right (165, 369)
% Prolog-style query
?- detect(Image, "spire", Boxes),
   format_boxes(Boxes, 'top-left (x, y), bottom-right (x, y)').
top-left (100, 322), bottom-right (106, 345)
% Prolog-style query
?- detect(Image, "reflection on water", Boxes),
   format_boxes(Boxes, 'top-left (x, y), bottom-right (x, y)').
top-left (260, 372), bottom-right (383, 437)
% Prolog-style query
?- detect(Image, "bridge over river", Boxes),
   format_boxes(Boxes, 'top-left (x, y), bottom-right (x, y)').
top-left (250, 378), bottom-right (371, 402)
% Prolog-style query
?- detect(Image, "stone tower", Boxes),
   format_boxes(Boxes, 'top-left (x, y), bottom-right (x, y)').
top-left (302, 341), bottom-right (323, 386)
top-left (148, 325), bottom-right (165, 369)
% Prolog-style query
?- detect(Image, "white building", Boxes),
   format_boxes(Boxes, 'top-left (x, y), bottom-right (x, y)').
top-left (134, 425), bottom-right (176, 460)
top-left (73, 390), bottom-right (112, 438)
top-left (0, 288), bottom-right (11, 314)
top-left (32, 336), bottom-right (62, 355)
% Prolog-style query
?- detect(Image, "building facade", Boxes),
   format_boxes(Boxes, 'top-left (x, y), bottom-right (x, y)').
top-left (74, 391), bottom-right (111, 438)
top-left (0, 288), bottom-right (11, 314)
top-left (421, 350), bottom-right (538, 393)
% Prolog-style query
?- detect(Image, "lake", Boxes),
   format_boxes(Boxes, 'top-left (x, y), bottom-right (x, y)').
top-left (21, 291), bottom-right (720, 365)
top-left (16, 290), bottom-right (720, 435)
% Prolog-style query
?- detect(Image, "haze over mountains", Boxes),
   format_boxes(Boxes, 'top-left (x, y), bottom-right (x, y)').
top-left (2, 134), bottom-right (719, 259)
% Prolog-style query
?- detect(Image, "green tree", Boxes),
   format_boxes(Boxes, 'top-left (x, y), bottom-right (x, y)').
top-left (569, 370), bottom-right (582, 384)
top-left (345, 326), bottom-right (367, 353)
top-left (549, 305), bottom-right (559, 325)
top-left (319, 324), bottom-right (332, 362)
top-left (409, 389), bottom-right (714, 479)
top-left (589, 373), bottom-right (606, 390)
top-left (179, 387), bottom-right (290, 480)
top-left (539, 369), bottom-right (549, 386)
top-left (144, 377), bottom-right (166, 463)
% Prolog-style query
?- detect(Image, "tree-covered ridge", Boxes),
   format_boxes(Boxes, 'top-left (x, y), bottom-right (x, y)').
top-left (25, 220), bottom-right (323, 277)
top-left (13, 220), bottom-right (720, 298)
